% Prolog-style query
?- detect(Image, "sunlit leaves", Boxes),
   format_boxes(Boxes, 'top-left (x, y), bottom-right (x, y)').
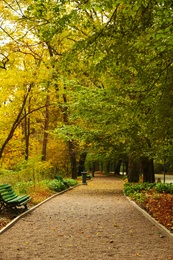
top-left (0, 0), bottom-right (173, 171)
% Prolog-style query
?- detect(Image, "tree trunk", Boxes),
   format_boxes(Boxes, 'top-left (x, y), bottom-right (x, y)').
top-left (46, 41), bottom-right (78, 177)
top-left (92, 161), bottom-right (97, 173)
top-left (114, 160), bottom-right (122, 175)
top-left (24, 98), bottom-right (31, 160)
top-left (42, 94), bottom-right (50, 161)
top-left (125, 160), bottom-right (128, 175)
top-left (141, 157), bottom-right (155, 183)
top-left (68, 141), bottom-right (77, 179)
top-left (77, 152), bottom-right (87, 176)
top-left (106, 161), bottom-right (111, 173)
top-left (128, 156), bottom-right (140, 182)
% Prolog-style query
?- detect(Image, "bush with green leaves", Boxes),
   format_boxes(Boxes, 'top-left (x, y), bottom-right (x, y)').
top-left (131, 192), bottom-right (147, 203)
top-left (47, 177), bottom-right (78, 192)
top-left (155, 183), bottom-right (173, 194)
top-left (86, 174), bottom-right (92, 180)
top-left (123, 182), bottom-right (153, 203)
top-left (123, 182), bottom-right (155, 196)
top-left (124, 181), bottom-right (173, 202)
top-left (63, 178), bottom-right (78, 187)
top-left (55, 176), bottom-right (78, 187)
top-left (47, 179), bottom-right (66, 192)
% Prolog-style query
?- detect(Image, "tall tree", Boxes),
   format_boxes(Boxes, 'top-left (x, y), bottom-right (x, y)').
top-left (1, 0), bottom-right (173, 182)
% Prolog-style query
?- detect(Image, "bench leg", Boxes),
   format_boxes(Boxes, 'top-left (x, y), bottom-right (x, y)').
top-left (24, 204), bottom-right (28, 210)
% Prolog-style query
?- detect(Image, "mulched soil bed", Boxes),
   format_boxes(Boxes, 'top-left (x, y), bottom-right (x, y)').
top-left (139, 192), bottom-right (173, 232)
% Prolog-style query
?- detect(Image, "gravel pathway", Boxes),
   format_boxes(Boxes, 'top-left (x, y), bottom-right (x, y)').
top-left (0, 175), bottom-right (173, 260)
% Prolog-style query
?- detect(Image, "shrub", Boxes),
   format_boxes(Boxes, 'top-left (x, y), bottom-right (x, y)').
top-left (155, 183), bottom-right (173, 194)
top-left (123, 182), bottom-right (155, 196)
top-left (54, 175), bottom-right (64, 182)
top-left (47, 179), bottom-right (66, 192)
top-left (64, 178), bottom-right (78, 186)
top-left (86, 174), bottom-right (92, 180)
top-left (123, 183), bottom-right (139, 196)
top-left (131, 192), bottom-right (147, 203)
top-left (124, 182), bottom-right (173, 198)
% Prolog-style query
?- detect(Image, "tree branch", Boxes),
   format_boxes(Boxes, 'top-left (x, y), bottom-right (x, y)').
top-left (0, 83), bottom-right (33, 158)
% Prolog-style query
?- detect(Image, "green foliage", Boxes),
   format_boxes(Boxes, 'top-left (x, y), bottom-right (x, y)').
top-left (13, 158), bottom-right (54, 183)
top-left (131, 192), bottom-right (147, 203)
top-left (14, 181), bottom-right (33, 195)
top-left (0, 169), bottom-right (19, 186)
top-left (47, 179), bottom-right (66, 192)
top-left (48, 176), bottom-right (78, 192)
top-left (155, 183), bottom-right (173, 194)
top-left (1, 0), bottom-right (173, 181)
top-left (124, 182), bottom-right (155, 203)
top-left (123, 182), bottom-right (155, 196)
top-left (63, 178), bottom-right (78, 186)
top-left (86, 174), bottom-right (92, 180)
top-left (54, 175), bottom-right (64, 182)
top-left (124, 182), bottom-right (173, 203)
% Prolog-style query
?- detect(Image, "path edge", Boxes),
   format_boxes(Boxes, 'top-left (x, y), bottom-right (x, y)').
top-left (0, 184), bottom-right (81, 235)
top-left (126, 196), bottom-right (173, 239)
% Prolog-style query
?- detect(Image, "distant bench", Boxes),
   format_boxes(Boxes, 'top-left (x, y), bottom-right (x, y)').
top-left (0, 184), bottom-right (31, 212)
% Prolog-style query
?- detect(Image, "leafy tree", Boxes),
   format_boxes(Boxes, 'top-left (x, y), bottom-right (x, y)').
top-left (1, 0), bottom-right (173, 183)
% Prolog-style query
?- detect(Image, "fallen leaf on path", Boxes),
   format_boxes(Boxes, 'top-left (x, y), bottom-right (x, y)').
top-left (114, 224), bottom-right (119, 227)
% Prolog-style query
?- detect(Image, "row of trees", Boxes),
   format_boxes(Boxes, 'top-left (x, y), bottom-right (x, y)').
top-left (0, 0), bottom-right (173, 182)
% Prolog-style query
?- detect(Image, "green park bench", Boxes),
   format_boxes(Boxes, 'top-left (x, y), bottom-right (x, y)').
top-left (0, 183), bottom-right (31, 212)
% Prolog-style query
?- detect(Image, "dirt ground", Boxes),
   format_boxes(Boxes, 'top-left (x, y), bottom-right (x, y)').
top-left (0, 175), bottom-right (173, 260)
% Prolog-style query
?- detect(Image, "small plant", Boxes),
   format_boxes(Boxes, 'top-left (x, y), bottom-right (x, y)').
top-left (55, 175), bottom-right (78, 188)
top-left (47, 179), bottom-right (66, 192)
top-left (131, 192), bottom-right (147, 203)
top-left (54, 175), bottom-right (63, 181)
top-left (64, 178), bottom-right (78, 186)
top-left (123, 182), bottom-right (155, 196)
top-left (86, 174), bottom-right (92, 180)
top-left (155, 183), bottom-right (173, 194)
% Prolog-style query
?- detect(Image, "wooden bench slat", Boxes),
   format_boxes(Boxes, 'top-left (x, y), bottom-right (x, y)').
top-left (7, 195), bottom-right (29, 203)
top-left (18, 198), bottom-right (31, 206)
top-left (1, 190), bottom-right (16, 195)
top-left (2, 195), bottom-right (18, 201)
top-left (0, 184), bottom-right (11, 189)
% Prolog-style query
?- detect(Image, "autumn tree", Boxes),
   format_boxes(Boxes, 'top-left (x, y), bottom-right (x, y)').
top-left (1, 0), bottom-right (173, 182)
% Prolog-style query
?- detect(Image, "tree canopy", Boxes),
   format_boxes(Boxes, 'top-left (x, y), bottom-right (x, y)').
top-left (0, 0), bottom-right (173, 181)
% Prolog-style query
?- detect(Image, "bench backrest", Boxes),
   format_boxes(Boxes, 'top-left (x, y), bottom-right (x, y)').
top-left (0, 184), bottom-right (18, 202)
